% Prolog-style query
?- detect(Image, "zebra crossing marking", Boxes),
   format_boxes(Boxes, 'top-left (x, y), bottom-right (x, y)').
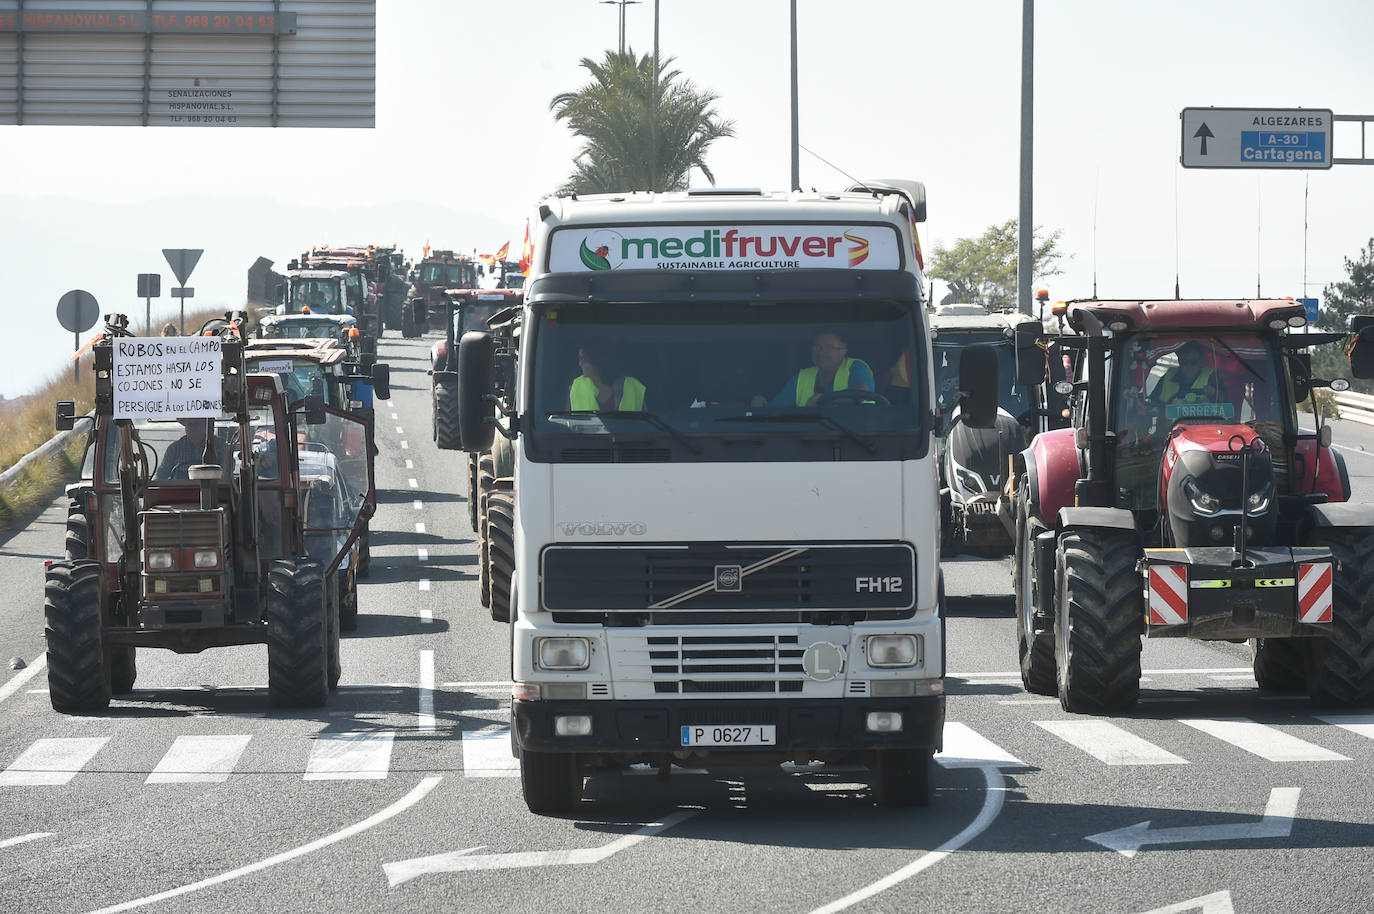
top-left (304, 731), bottom-right (396, 780)
top-left (461, 728), bottom-right (518, 778)
top-left (1034, 720), bottom-right (1188, 766)
top-left (0, 737), bottom-right (108, 786)
top-left (1181, 718), bottom-right (1350, 762)
top-left (147, 735), bottom-right (253, 784)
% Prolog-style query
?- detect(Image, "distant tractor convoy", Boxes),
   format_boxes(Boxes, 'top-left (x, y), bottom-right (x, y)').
top-left (41, 223), bottom-right (1374, 817)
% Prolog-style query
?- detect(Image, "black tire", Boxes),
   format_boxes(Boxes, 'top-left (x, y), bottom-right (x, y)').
top-left (466, 454), bottom-right (480, 532)
top-left (109, 647), bottom-right (137, 694)
top-left (326, 573), bottom-right (342, 690)
top-left (1306, 528), bottom-right (1374, 706)
top-left (1056, 528), bottom-right (1143, 713)
top-left (520, 751), bottom-right (583, 814)
top-left (873, 748), bottom-right (932, 807)
top-left (487, 490), bottom-right (516, 622)
top-left (402, 302), bottom-right (419, 339)
top-left (65, 500), bottom-right (90, 560)
top-left (1251, 638), bottom-right (1306, 692)
top-left (434, 379), bottom-right (461, 450)
top-left (1014, 485), bottom-right (1056, 696)
top-left (478, 495), bottom-right (491, 609)
top-left (357, 526), bottom-right (371, 578)
top-left (266, 558), bottom-right (330, 707)
top-left (44, 561), bottom-right (111, 713)
top-left (339, 567), bottom-right (359, 633)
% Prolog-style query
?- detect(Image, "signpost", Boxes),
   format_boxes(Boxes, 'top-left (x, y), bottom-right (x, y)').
top-left (56, 289), bottom-right (100, 381)
top-left (162, 248), bottom-right (203, 333)
top-left (137, 272), bottom-right (161, 334)
top-left (1299, 297), bottom-right (1319, 325)
top-left (1181, 107), bottom-right (1333, 170)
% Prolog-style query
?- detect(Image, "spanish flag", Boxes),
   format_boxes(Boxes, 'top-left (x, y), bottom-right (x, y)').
top-left (519, 221), bottom-right (533, 276)
top-left (494, 240), bottom-right (510, 261)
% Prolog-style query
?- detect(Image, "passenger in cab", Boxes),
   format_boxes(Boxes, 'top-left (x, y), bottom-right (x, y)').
top-left (568, 342), bottom-right (646, 412)
top-left (753, 330), bottom-right (874, 407)
top-left (1152, 341), bottom-right (1220, 407)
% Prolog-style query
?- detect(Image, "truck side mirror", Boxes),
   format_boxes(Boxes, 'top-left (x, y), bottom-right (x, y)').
top-left (55, 400), bottom-right (75, 431)
top-left (1014, 320), bottom-right (1046, 388)
top-left (960, 345), bottom-right (999, 429)
top-left (1347, 315), bottom-right (1374, 379)
top-left (457, 331), bottom-right (495, 451)
top-left (370, 363), bottom-right (391, 401)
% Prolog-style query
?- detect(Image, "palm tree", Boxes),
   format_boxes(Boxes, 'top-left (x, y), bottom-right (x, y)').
top-left (550, 51), bottom-right (735, 195)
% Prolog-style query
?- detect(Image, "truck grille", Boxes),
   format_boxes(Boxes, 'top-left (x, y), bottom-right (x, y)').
top-left (543, 542), bottom-right (914, 622)
top-left (608, 630), bottom-right (836, 698)
top-left (141, 509), bottom-right (221, 547)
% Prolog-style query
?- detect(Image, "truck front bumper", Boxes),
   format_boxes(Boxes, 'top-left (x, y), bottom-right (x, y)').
top-left (512, 695), bottom-right (944, 762)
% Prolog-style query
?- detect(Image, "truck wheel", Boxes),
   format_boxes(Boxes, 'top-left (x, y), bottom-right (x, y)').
top-left (1251, 638), bottom-right (1306, 692)
top-left (65, 500), bottom-right (90, 560)
top-left (434, 379), bottom-right (461, 450)
top-left (520, 751), bottom-right (583, 814)
top-left (873, 748), bottom-right (932, 807)
top-left (1305, 528), bottom-right (1374, 706)
top-left (1056, 528), bottom-right (1143, 713)
top-left (44, 561), bottom-right (111, 713)
top-left (1014, 487), bottom-right (1056, 696)
top-left (266, 558), bottom-right (330, 707)
top-left (339, 567), bottom-right (359, 633)
top-left (487, 490), bottom-right (516, 622)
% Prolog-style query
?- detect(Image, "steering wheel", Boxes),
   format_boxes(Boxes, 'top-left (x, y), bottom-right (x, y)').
top-left (816, 389), bottom-right (891, 407)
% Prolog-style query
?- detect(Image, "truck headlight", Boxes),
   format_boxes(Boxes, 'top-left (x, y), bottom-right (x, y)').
top-left (1183, 477), bottom-right (1221, 516)
top-left (193, 549), bottom-right (219, 569)
top-left (147, 550), bottom-right (174, 570)
top-left (867, 634), bottom-right (919, 668)
top-left (537, 638), bottom-right (590, 671)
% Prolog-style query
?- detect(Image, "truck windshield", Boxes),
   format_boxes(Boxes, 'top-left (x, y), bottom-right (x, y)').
top-left (1112, 331), bottom-right (1292, 509)
top-left (932, 333), bottom-right (1029, 418)
top-left (527, 299), bottom-right (926, 463)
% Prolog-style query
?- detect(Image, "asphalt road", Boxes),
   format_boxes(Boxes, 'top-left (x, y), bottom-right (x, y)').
top-left (2, 334), bottom-right (1373, 914)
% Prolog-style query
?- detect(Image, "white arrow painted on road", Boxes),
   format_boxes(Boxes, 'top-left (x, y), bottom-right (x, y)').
top-left (1137, 890), bottom-right (1234, 914)
top-left (383, 810), bottom-right (699, 886)
top-left (1087, 788), bottom-right (1299, 858)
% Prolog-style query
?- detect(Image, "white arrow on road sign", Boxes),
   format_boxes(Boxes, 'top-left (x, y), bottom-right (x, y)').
top-left (162, 248), bottom-right (203, 285)
top-left (1086, 787), bottom-right (1299, 858)
top-left (383, 810), bottom-right (699, 886)
top-left (1136, 891), bottom-right (1234, 914)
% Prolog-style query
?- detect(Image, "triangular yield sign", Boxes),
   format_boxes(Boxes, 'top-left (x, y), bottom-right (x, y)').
top-left (162, 248), bottom-right (204, 285)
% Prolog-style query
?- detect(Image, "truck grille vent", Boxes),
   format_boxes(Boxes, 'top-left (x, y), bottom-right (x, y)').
top-left (141, 509), bottom-right (221, 547)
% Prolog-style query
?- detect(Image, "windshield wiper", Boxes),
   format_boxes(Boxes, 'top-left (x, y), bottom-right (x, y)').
top-left (715, 412), bottom-right (877, 454)
top-left (1207, 335), bottom-right (1265, 382)
top-left (545, 410), bottom-right (702, 455)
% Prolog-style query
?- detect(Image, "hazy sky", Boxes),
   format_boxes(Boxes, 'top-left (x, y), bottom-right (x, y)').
top-left (4, 0), bottom-right (1374, 397)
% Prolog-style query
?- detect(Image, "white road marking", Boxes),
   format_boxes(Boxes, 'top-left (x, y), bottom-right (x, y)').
top-left (461, 727), bottom-right (518, 777)
top-left (1208, 674), bottom-right (1255, 681)
top-left (412, 500), bottom-right (423, 510)
top-left (391, 413), bottom-right (399, 420)
top-left (1182, 718), bottom-right (1349, 762)
top-left (419, 609), bottom-right (433, 624)
top-left (88, 777), bottom-right (441, 914)
top-left (304, 731), bottom-right (396, 781)
top-left (0, 653), bottom-right (46, 705)
top-left (936, 722), bottom-right (1024, 768)
top-left (415, 522), bottom-right (426, 534)
top-left (1136, 891), bottom-right (1235, 914)
top-left (0, 832), bottom-right (52, 849)
top-left (1087, 788), bottom-right (1300, 858)
top-left (810, 764), bottom-right (1008, 913)
top-left (443, 681), bottom-right (515, 688)
top-left (405, 459), bottom-right (414, 469)
top-left (0, 737), bottom-right (109, 786)
top-left (1316, 713), bottom-right (1374, 740)
top-left (418, 651), bottom-right (436, 732)
top-left (418, 579), bottom-right (431, 591)
top-left (147, 735), bottom-right (252, 784)
top-left (996, 698), bottom-right (1060, 705)
top-left (1035, 720), bottom-right (1188, 765)
top-left (417, 548), bottom-right (429, 562)
top-left (395, 426), bottom-right (404, 434)
top-left (401, 441), bottom-right (409, 450)
top-left (384, 811), bottom-right (700, 884)
top-left (408, 478), bottom-right (418, 488)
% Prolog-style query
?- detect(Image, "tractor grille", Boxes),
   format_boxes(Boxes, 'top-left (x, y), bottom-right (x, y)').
top-left (141, 509), bottom-right (221, 547)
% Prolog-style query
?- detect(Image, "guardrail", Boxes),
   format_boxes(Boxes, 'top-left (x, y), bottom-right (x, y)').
top-left (0, 417), bottom-right (91, 531)
top-left (1334, 390), bottom-right (1374, 427)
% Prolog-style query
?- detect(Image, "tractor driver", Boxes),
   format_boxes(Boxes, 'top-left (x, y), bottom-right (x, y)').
top-left (1151, 341), bottom-right (1220, 408)
top-left (157, 419), bottom-right (211, 480)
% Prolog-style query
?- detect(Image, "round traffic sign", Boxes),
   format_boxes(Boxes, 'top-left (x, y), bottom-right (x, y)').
top-left (56, 289), bottom-right (100, 333)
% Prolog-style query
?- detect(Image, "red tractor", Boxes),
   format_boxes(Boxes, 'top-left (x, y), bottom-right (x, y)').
top-left (1011, 299), bottom-right (1374, 712)
top-left (47, 312), bottom-right (374, 711)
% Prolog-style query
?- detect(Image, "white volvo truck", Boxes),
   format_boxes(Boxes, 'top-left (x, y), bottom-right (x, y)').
top-left (455, 183), bottom-right (997, 812)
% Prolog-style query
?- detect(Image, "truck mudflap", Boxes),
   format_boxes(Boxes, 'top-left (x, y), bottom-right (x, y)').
top-left (1143, 546), bottom-right (1333, 640)
top-left (512, 696), bottom-right (944, 762)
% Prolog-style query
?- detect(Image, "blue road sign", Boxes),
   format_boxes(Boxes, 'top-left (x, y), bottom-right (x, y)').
top-left (1299, 298), bottom-right (1319, 323)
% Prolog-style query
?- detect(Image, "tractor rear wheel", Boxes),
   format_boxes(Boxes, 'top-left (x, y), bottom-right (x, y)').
top-left (44, 561), bottom-right (111, 713)
top-left (65, 500), bottom-right (90, 560)
top-left (487, 490), bottom-right (516, 622)
top-left (1251, 638), bottom-right (1306, 692)
top-left (1306, 528), bottom-right (1374, 706)
top-left (326, 573), bottom-right (342, 690)
top-left (434, 380), bottom-right (461, 450)
top-left (339, 567), bottom-right (359, 633)
top-left (520, 751), bottom-right (583, 814)
top-left (1015, 487), bottom-right (1055, 696)
top-left (402, 301), bottom-right (419, 339)
top-left (466, 453), bottom-right (480, 532)
top-left (1056, 528), bottom-right (1143, 713)
top-left (266, 558), bottom-right (330, 707)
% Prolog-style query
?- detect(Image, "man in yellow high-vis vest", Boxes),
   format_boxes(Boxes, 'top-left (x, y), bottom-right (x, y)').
top-left (1151, 341), bottom-right (1219, 407)
top-left (752, 330), bottom-right (875, 407)
top-left (567, 343), bottom-right (646, 411)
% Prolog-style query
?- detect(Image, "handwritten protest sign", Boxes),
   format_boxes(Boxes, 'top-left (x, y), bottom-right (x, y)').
top-left (112, 337), bottom-right (223, 419)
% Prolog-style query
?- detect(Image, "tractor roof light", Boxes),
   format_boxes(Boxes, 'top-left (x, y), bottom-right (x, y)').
top-left (1269, 318), bottom-right (1289, 330)
top-left (1108, 321), bottom-right (1129, 333)
top-left (1288, 315), bottom-right (1307, 328)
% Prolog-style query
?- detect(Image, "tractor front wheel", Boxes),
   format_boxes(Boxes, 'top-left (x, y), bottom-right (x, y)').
top-left (44, 561), bottom-right (111, 713)
top-left (1014, 484), bottom-right (1055, 696)
top-left (1056, 528), bottom-right (1143, 713)
top-left (1306, 528), bottom-right (1374, 706)
top-left (266, 559), bottom-right (330, 707)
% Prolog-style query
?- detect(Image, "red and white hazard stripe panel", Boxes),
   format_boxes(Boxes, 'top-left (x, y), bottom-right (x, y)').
top-left (1298, 562), bottom-right (1334, 624)
top-left (1148, 565), bottom-right (1189, 625)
